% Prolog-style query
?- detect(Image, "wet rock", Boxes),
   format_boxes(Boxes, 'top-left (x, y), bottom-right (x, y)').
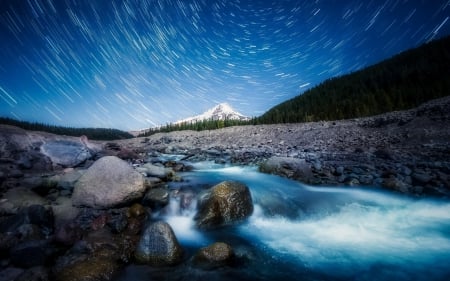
top-left (107, 211), bottom-right (128, 234)
top-left (195, 181), bottom-right (253, 229)
top-left (72, 156), bottom-right (145, 209)
top-left (134, 221), bottom-right (183, 266)
top-left (259, 156), bottom-right (313, 183)
top-left (142, 187), bottom-right (169, 209)
top-left (53, 256), bottom-right (119, 281)
top-left (193, 242), bottom-right (234, 269)
top-left (52, 229), bottom-right (135, 281)
top-left (41, 140), bottom-right (91, 167)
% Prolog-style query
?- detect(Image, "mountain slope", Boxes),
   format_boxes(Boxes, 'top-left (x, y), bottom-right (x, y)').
top-left (175, 103), bottom-right (249, 124)
top-left (258, 36), bottom-right (450, 124)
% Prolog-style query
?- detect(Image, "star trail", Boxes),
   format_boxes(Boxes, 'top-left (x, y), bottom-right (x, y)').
top-left (1, 0), bottom-right (449, 130)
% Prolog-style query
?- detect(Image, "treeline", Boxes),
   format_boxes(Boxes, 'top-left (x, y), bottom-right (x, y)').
top-left (137, 117), bottom-right (256, 137)
top-left (0, 117), bottom-right (133, 140)
top-left (257, 35), bottom-right (450, 124)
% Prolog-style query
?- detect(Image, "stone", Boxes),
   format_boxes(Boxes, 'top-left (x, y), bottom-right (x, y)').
top-left (41, 140), bottom-right (91, 167)
top-left (128, 203), bottom-right (146, 218)
top-left (0, 187), bottom-right (47, 215)
top-left (193, 242), bottom-right (234, 269)
top-left (134, 221), bottom-right (183, 266)
top-left (142, 187), bottom-right (170, 209)
top-left (194, 181), bottom-right (253, 229)
top-left (57, 170), bottom-right (84, 190)
top-left (72, 156), bottom-right (145, 209)
top-left (412, 171), bottom-right (433, 185)
top-left (259, 156), bottom-right (313, 183)
top-left (53, 256), bottom-right (119, 281)
top-left (0, 204), bottom-right (53, 236)
top-left (52, 197), bottom-right (80, 226)
top-left (137, 163), bottom-right (173, 179)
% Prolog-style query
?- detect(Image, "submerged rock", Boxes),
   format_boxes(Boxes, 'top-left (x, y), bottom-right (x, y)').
top-left (193, 242), bottom-right (234, 269)
top-left (194, 181), bottom-right (253, 229)
top-left (72, 156), bottom-right (145, 209)
top-left (134, 221), bottom-right (183, 266)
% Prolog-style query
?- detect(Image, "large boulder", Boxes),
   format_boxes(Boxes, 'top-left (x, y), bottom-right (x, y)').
top-left (194, 181), bottom-right (253, 229)
top-left (259, 156), bottom-right (314, 183)
top-left (134, 221), bottom-right (183, 266)
top-left (41, 140), bottom-right (91, 167)
top-left (72, 156), bottom-right (145, 209)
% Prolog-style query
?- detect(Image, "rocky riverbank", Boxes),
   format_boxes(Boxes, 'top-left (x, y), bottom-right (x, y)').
top-left (119, 96), bottom-right (450, 197)
top-left (0, 96), bottom-right (449, 280)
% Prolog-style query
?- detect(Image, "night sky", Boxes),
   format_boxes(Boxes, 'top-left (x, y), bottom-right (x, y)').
top-left (1, 0), bottom-right (449, 130)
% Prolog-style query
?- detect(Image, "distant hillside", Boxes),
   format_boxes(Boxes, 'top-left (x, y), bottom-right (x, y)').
top-left (258, 36), bottom-right (450, 124)
top-left (0, 117), bottom-right (133, 140)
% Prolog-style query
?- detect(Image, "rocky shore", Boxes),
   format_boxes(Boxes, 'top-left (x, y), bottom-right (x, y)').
top-left (120, 95), bottom-right (450, 197)
top-left (0, 96), bottom-right (449, 280)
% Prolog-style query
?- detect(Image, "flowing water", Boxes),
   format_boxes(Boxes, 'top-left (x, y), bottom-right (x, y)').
top-left (115, 162), bottom-right (450, 281)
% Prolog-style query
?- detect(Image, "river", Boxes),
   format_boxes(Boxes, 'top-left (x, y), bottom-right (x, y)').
top-left (115, 161), bottom-right (450, 281)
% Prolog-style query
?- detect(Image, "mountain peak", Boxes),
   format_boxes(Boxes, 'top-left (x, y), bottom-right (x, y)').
top-left (175, 103), bottom-right (249, 124)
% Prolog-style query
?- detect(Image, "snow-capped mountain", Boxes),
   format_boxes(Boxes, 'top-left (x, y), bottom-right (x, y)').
top-left (175, 103), bottom-right (250, 124)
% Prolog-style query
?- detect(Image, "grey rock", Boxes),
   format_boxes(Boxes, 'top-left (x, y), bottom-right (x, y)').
top-left (135, 221), bottom-right (183, 266)
top-left (259, 156), bottom-right (313, 183)
top-left (137, 163), bottom-right (173, 179)
top-left (72, 156), bottom-right (145, 209)
top-left (41, 140), bottom-right (91, 167)
top-left (142, 187), bottom-right (170, 209)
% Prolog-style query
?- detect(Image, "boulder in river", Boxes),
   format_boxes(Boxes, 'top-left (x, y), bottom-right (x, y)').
top-left (134, 221), bottom-right (183, 266)
top-left (194, 181), bottom-right (253, 229)
top-left (71, 156), bottom-right (145, 209)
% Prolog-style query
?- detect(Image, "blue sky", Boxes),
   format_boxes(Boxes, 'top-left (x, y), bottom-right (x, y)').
top-left (1, 0), bottom-right (449, 130)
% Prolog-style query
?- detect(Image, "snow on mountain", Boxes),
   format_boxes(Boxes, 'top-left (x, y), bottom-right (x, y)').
top-left (175, 103), bottom-right (250, 124)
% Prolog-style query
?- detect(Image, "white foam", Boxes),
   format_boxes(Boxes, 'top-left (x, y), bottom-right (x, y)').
top-left (241, 200), bottom-right (450, 273)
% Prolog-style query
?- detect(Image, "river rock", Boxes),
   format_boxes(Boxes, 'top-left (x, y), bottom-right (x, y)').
top-left (259, 156), bottom-right (314, 183)
top-left (193, 242), bottom-right (234, 269)
top-left (71, 156), bottom-right (145, 209)
top-left (136, 163), bottom-right (173, 180)
top-left (194, 181), bottom-right (253, 229)
top-left (134, 221), bottom-right (183, 266)
top-left (40, 140), bottom-right (91, 167)
top-left (142, 187), bottom-right (169, 209)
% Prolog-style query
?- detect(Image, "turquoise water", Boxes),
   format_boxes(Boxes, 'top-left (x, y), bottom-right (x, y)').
top-left (115, 162), bottom-right (450, 281)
